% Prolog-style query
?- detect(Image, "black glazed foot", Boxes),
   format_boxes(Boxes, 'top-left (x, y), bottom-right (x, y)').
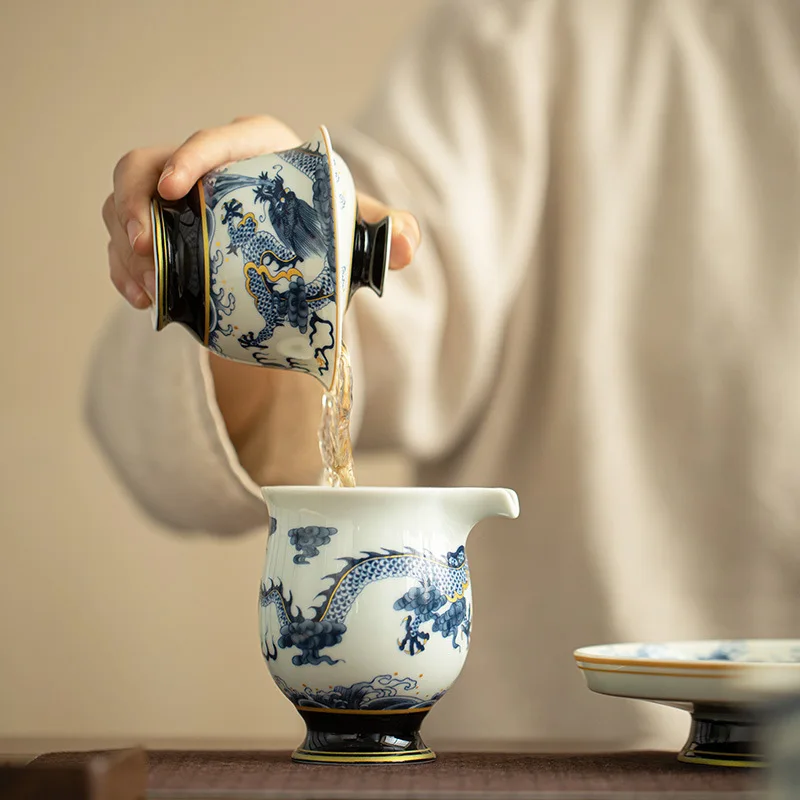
top-left (292, 708), bottom-right (435, 764)
top-left (678, 706), bottom-right (765, 767)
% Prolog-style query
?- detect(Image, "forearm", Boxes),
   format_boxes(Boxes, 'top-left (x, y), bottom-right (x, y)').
top-left (208, 354), bottom-right (325, 487)
top-left (84, 305), bottom-right (323, 535)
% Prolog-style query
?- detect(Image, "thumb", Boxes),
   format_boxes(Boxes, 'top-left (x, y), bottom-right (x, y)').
top-left (357, 192), bottom-right (421, 270)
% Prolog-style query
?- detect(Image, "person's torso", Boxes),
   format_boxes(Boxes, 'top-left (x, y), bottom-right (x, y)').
top-left (419, 0), bottom-right (800, 749)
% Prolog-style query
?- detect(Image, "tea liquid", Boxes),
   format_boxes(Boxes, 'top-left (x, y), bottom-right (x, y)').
top-left (318, 343), bottom-right (356, 487)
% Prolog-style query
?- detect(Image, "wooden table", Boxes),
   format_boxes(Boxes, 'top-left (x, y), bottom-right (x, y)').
top-left (0, 740), bottom-right (768, 799)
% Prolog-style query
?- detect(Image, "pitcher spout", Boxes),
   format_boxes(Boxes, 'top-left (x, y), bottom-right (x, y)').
top-left (460, 487), bottom-right (520, 526)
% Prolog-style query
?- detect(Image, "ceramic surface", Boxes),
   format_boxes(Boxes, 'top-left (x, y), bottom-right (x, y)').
top-left (574, 639), bottom-right (800, 768)
top-left (259, 486), bottom-right (520, 764)
top-left (150, 125), bottom-right (389, 391)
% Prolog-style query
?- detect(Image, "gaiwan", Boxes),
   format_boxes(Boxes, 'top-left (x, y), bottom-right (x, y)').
top-left (259, 486), bottom-right (520, 764)
top-left (149, 124), bottom-right (390, 391)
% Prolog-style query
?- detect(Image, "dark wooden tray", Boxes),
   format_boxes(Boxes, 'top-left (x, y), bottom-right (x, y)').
top-left (3, 748), bottom-right (766, 799)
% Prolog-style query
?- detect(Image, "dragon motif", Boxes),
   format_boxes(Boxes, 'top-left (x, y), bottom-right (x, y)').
top-left (260, 545), bottom-right (471, 667)
top-left (202, 142), bottom-right (337, 375)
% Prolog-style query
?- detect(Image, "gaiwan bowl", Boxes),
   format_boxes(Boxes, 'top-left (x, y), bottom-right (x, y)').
top-left (574, 639), bottom-right (800, 767)
top-left (258, 486), bottom-right (520, 765)
top-left (150, 125), bottom-right (391, 391)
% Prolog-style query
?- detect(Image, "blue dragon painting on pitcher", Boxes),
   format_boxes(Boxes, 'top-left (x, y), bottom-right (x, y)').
top-left (201, 140), bottom-right (337, 378)
top-left (260, 524), bottom-right (473, 670)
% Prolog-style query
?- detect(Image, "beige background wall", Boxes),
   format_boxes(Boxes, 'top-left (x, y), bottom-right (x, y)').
top-left (0, 0), bottom-right (428, 748)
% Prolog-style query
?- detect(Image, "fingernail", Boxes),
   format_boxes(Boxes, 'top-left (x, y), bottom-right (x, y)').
top-left (158, 164), bottom-right (174, 186)
top-left (391, 213), bottom-right (406, 237)
top-left (392, 212), bottom-right (421, 251)
top-left (143, 271), bottom-right (156, 302)
top-left (125, 281), bottom-right (148, 308)
top-left (404, 214), bottom-right (422, 250)
top-left (400, 231), bottom-right (419, 258)
top-left (127, 219), bottom-right (143, 249)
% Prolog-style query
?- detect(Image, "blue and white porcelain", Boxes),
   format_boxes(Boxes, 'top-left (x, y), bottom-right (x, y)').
top-left (574, 639), bottom-right (800, 768)
top-left (259, 486), bottom-right (520, 764)
top-left (150, 125), bottom-right (390, 390)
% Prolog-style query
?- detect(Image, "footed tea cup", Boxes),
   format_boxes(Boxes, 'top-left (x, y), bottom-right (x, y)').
top-left (258, 486), bottom-right (520, 764)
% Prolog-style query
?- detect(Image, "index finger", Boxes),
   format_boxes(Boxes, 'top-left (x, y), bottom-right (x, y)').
top-left (112, 146), bottom-right (172, 259)
top-left (157, 116), bottom-right (302, 201)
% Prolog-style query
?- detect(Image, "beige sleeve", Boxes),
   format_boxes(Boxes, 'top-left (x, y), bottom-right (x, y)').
top-left (83, 0), bottom-right (545, 533)
top-left (335, 0), bottom-right (549, 459)
top-left (83, 307), bottom-right (269, 534)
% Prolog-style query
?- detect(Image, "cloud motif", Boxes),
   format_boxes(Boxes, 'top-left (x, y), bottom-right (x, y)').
top-left (278, 618), bottom-right (347, 666)
top-left (393, 584), bottom-right (447, 622)
top-left (289, 525), bottom-right (337, 565)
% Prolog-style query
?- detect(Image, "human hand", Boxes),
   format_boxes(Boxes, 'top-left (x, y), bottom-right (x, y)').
top-left (102, 115), bottom-right (421, 309)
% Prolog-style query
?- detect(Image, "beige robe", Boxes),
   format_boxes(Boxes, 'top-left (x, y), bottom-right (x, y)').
top-left (86, 0), bottom-right (800, 749)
